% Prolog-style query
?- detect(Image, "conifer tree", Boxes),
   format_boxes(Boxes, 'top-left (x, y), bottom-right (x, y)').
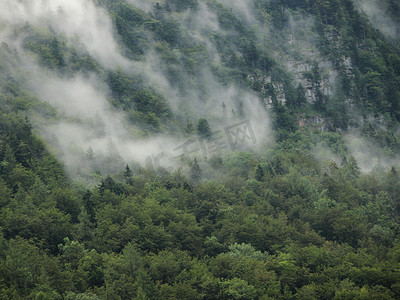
top-left (197, 118), bottom-right (212, 140)
top-left (124, 164), bottom-right (133, 185)
top-left (190, 158), bottom-right (202, 183)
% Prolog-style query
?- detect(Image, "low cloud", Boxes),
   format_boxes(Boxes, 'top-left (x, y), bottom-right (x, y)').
top-left (353, 0), bottom-right (399, 40)
top-left (344, 133), bottom-right (400, 173)
top-left (126, 0), bottom-right (161, 12)
top-left (0, 0), bottom-right (274, 179)
top-left (0, 0), bottom-right (130, 68)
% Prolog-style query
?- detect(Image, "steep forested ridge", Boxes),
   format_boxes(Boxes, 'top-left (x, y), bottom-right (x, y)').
top-left (0, 0), bottom-right (400, 299)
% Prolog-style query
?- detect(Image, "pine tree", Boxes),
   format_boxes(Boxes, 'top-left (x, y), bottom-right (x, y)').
top-left (185, 119), bottom-right (195, 134)
top-left (190, 158), bottom-right (202, 183)
top-left (99, 175), bottom-right (123, 195)
top-left (296, 83), bottom-right (307, 107)
top-left (86, 147), bottom-right (95, 161)
top-left (197, 118), bottom-right (212, 140)
top-left (124, 164), bottom-right (133, 185)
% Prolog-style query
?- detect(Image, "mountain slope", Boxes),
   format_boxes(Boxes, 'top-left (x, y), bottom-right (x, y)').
top-left (0, 0), bottom-right (400, 299)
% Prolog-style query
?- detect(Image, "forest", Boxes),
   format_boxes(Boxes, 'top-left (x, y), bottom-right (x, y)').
top-left (0, 0), bottom-right (400, 299)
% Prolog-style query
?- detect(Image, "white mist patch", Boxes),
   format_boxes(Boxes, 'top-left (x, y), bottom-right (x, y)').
top-left (24, 65), bottom-right (184, 175)
top-left (132, 52), bottom-right (178, 107)
top-left (126, 0), bottom-right (162, 12)
top-left (216, 0), bottom-right (257, 26)
top-left (183, 2), bottom-right (222, 63)
top-left (344, 134), bottom-right (400, 173)
top-left (191, 2), bottom-right (222, 33)
top-left (312, 144), bottom-right (341, 167)
top-left (0, 0), bottom-right (130, 69)
top-left (353, 0), bottom-right (399, 40)
top-left (32, 75), bottom-right (111, 121)
top-left (131, 48), bottom-right (272, 147)
top-left (42, 119), bottom-right (181, 175)
top-left (1, 0), bottom-right (274, 178)
top-left (120, 2), bottom-right (273, 151)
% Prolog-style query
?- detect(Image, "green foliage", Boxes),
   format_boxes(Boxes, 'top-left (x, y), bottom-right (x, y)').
top-left (166, 0), bottom-right (199, 12)
top-left (0, 0), bottom-right (400, 298)
top-left (219, 278), bottom-right (257, 300)
top-left (107, 69), bottom-right (171, 131)
top-left (255, 164), bottom-right (265, 181)
top-left (190, 158), bottom-right (202, 183)
top-left (0, 118), bottom-right (399, 297)
top-left (197, 118), bottom-right (212, 140)
top-left (22, 27), bottom-right (99, 73)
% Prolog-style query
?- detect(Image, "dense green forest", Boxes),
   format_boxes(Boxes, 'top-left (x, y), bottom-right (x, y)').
top-left (0, 0), bottom-right (400, 299)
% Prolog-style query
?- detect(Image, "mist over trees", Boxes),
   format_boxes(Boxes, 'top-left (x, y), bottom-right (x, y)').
top-left (0, 0), bottom-right (400, 299)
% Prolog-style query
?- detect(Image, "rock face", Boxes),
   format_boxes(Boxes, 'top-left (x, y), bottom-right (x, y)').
top-left (249, 17), bottom-right (356, 114)
top-left (283, 20), bottom-right (355, 105)
top-left (286, 57), bottom-right (338, 104)
top-left (298, 113), bottom-right (327, 131)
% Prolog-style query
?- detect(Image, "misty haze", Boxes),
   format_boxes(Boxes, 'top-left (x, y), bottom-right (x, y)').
top-left (0, 0), bottom-right (399, 299)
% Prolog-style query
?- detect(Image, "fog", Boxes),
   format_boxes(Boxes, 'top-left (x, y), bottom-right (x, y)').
top-left (126, 0), bottom-right (162, 12)
top-left (216, 0), bottom-right (258, 26)
top-left (125, 0), bottom-right (273, 147)
top-left (3, 0), bottom-right (394, 180)
top-left (0, 0), bottom-right (274, 180)
top-left (19, 58), bottom-right (183, 177)
top-left (0, 0), bottom-right (130, 69)
top-left (344, 133), bottom-right (400, 173)
top-left (353, 0), bottom-right (399, 40)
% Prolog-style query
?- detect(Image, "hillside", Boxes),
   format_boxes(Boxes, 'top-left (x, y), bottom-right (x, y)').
top-left (0, 0), bottom-right (399, 299)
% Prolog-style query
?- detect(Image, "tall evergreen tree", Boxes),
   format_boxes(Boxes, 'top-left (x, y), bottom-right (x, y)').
top-left (124, 164), bottom-right (133, 185)
top-left (190, 158), bottom-right (202, 183)
top-left (197, 118), bottom-right (212, 140)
